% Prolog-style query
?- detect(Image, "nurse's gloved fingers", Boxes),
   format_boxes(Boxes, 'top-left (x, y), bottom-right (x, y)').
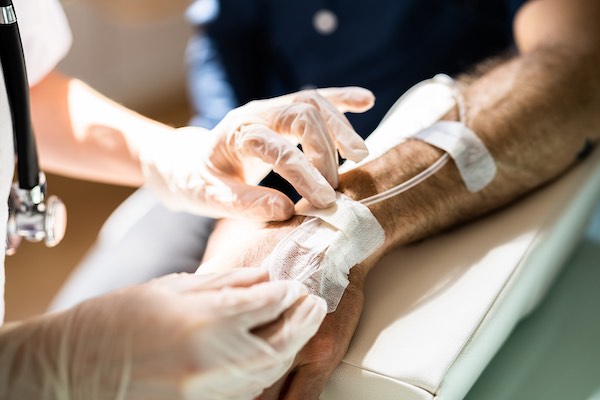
top-left (146, 269), bottom-right (270, 294)
top-left (245, 296), bottom-right (325, 399)
top-left (184, 364), bottom-right (282, 400)
top-left (215, 280), bottom-right (311, 329)
top-left (235, 125), bottom-right (336, 208)
top-left (194, 267), bottom-right (270, 290)
top-left (271, 104), bottom-right (339, 187)
top-left (192, 355), bottom-right (296, 400)
top-left (251, 296), bottom-right (326, 400)
top-left (220, 180), bottom-right (296, 221)
top-left (246, 86), bottom-right (373, 113)
top-left (314, 86), bottom-right (375, 113)
top-left (252, 294), bottom-right (326, 356)
top-left (161, 268), bottom-right (271, 293)
top-left (296, 91), bottom-right (369, 162)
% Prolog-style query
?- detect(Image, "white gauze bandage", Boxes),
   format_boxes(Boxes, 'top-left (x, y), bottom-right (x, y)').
top-left (261, 193), bottom-right (385, 312)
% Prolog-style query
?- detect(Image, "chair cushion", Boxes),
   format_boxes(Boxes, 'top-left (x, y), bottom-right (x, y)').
top-left (322, 146), bottom-right (600, 400)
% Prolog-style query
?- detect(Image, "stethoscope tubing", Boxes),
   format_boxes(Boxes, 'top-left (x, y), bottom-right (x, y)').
top-left (0, 0), bottom-right (40, 190)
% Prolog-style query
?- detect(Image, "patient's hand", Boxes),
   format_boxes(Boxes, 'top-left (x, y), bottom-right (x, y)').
top-left (198, 212), bottom-right (379, 400)
top-left (199, 216), bottom-right (305, 271)
top-left (257, 273), bottom-right (366, 400)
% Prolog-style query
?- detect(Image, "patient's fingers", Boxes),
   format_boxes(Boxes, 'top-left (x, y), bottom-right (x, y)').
top-left (282, 364), bottom-right (334, 400)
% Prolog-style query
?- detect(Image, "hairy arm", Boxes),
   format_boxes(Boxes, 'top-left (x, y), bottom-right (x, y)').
top-left (30, 71), bottom-right (174, 186)
top-left (340, 0), bottom-right (600, 281)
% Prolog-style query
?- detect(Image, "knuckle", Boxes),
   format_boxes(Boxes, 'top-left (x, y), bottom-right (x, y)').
top-left (294, 93), bottom-right (322, 111)
top-left (238, 123), bottom-right (264, 137)
top-left (287, 102), bottom-right (315, 115)
top-left (310, 336), bottom-right (339, 363)
top-left (275, 147), bottom-right (297, 166)
top-left (295, 88), bottom-right (318, 100)
top-left (276, 103), bottom-right (321, 134)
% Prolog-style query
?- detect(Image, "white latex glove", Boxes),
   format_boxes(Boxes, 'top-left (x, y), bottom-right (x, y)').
top-left (140, 87), bottom-right (375, 220)
top-left (0, 268), bottom-right (326, 400)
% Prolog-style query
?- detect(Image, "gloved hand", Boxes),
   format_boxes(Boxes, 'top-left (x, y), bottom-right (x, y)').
top-left (139, 87), bottom-right (375, 220)
top-left (0, 268), bottom-right (326, 400)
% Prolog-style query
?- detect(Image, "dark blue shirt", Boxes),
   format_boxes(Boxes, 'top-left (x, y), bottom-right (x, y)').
top-left (187, 0), bottom-right (528, 198)
top-left (191, 0), bottom-right (527, 135)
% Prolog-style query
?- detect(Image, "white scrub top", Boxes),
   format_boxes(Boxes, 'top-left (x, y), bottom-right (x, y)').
top-left (0, 0), bottom-right (72, 323)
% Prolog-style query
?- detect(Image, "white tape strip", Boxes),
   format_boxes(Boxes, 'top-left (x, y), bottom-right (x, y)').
top-left (414, 121), bottom-right (497, 192)
top-left (261, 194), bottom-right (385, 312)
top-left (340, 74), bottom-right (456, 174)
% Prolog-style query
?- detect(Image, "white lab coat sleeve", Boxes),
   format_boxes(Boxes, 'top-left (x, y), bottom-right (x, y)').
top-left (0, 0), bottom-right (71, 324)
top-left (13, 0), bottom-right (73, 86)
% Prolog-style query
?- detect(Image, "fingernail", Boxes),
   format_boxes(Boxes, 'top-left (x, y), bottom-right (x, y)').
top-left (312, 184), bottom-right (336, 208)
top-left (322, 191), bottom-right (337, 208)
top-left (348, 146), bottom-right (369, 163)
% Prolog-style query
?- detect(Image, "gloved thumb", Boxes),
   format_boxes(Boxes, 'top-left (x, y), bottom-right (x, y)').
top-left (217, 180), bottom-right (296, 221)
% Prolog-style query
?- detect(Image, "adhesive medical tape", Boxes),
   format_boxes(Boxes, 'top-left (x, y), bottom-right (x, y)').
top-left (261, 193), bottom-right (385, 312)
top-left (340, 74), bottom-right (456, 174)
top-left (413, 120), bottom-right (497, 192)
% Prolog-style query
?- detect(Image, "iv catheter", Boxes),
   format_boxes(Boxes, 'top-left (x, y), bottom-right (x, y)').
top-left (0, 0), bottom-right (67, 255)
top-left (360, 153), bottom-right (449, 206)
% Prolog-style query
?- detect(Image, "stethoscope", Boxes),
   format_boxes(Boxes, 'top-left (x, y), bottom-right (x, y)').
top-left (1, 0), bottom-right (67, 255)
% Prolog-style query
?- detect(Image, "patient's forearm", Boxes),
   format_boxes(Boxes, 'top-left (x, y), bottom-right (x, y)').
top-left (339, 45), bottom-right (600, 277)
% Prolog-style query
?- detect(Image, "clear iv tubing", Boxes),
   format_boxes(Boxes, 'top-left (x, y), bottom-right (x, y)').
top-left (359, 152), bottom-right (450, 206)
top-left (358, 75), bottom-right (464, 207)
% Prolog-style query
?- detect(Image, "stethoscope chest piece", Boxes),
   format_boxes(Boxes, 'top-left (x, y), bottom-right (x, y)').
top-left (6, 173), bottom-right (67, 255)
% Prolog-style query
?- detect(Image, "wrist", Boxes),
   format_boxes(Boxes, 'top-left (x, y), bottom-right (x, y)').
top-left (338, 140), bottom-right (446, 248)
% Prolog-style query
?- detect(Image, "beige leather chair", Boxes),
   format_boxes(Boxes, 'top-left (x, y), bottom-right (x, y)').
top-left (322, 144), bottom-right (600, 399)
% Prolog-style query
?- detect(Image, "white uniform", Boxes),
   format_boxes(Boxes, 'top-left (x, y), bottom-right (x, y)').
top-left (0, 0), bottom-right (71, 323)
